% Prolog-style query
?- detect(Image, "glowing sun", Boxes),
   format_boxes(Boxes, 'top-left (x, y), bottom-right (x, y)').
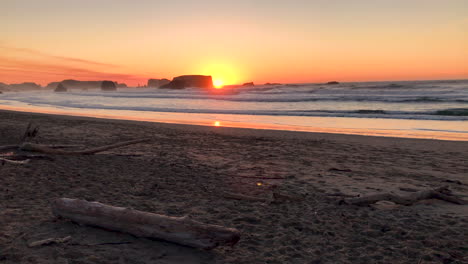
top-left (213, 79), bottom-right (224, 89)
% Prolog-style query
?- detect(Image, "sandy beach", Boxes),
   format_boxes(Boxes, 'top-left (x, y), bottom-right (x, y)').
top-left (1, 109), bottom-right (467, 264)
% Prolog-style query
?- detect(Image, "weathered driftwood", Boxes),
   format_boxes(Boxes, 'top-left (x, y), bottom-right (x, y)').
top-left (28, 236), bottom-right (71, 247)
top-left (0, 145), bottom-right (19, 152)
top-left (0, 154), bottom-right (53, 161)
top-left (343, 186), bottom-right (467, 206)
top-left (51, 198), bottom-right (240, 249)
top-left (222, 191), bottom-right (270, 203)
top-left (20, 138), bottom-right (150, 155)
top-left (231, 176), bottom-right (285, 180)
top-left (0, 158), bottom-right (30, 165)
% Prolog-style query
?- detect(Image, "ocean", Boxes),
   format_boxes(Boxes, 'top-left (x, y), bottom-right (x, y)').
top-left (1, 80), bottom-right (467, 140)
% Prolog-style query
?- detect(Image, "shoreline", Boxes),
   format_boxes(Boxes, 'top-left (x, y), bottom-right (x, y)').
top-left (1, 109), bottom-right (467, 263)
top-left (0, 105), bottom-right (467, 142)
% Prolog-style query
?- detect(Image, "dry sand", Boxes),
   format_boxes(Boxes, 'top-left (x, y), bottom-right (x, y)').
top-left (0, 109), bottom-right (467, 264)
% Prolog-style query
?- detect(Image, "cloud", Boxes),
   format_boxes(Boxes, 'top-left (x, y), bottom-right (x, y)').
top-left (0, 46), bottom-right (118, 67)
top-left (0, 56), bottom-right (146, 85)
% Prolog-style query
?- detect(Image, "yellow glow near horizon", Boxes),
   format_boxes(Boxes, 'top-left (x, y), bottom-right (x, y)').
top-left (213, 79), bottom-right (224, 88)
top-left (200, 63), bottom-right (241, 86)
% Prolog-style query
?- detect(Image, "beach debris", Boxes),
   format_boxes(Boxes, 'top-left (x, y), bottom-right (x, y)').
top-left (0, 157), bottom-right (30, 165)
top-left (19, 138), bottom-right (151, 155)
top-left (231, 176), bottom-right (286, 180)
top-left (28, 236), bottom-right (71, 247)
top-left (222, 190), bottom-right (304, 204)
top-left (328, 168), bottom-right (352, 172)
top-left (20, 121), bottom-right (39, 144)
top-left (0, 153), bottom-right (54, 161)
top-left (370, 201), bottom-right (401, 210)
top-left (342, 186), bottom-right (467, 206)
top-left (222, 191), bottom-right (270, 203)
top-left (0, 145), bottom-right (19, 152)
top-left (51, 198), bottom-right (240, 250)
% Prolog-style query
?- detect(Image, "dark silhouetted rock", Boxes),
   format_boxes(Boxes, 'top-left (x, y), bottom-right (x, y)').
top-left (160, 75), bottom-right (213, 89)
top-left (101, 80), bottom-right (117, 91)
top-left (264, 82), bottom-right (281, 85)
top-left (6, 82), bottom-right (41, 91)
top-left (46, 82), bottom-right (60, 90)
top-left (54, 83), bottom-right (67, 92)
top-left (242, 82), bottom-right (255, 87)
top-left (148, 79), bottom-right (170, 88)
top-left (0, 82), bottom-right (7, 92)
top-left (326, 81), bottom-right (340, 85)
top-left (116, 82), bottom-right (128, 88)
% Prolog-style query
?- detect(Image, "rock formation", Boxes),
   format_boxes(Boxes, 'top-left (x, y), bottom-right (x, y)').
top-left (101, 80), bottom-right (117, 91)
top-left (7, 82), bottom-right (42, 91)
top-left (54, 83), bottom-right (67, 92)
top-left (160, 75), bottom-right (213, 89)
top-left (326, 81), bottom-right (340, 85)
top-left (116, 82), bottom-right (128, 88)
top-left (148, 78), bottom-right (170, 88)
top-left (242, 82), bottom-right (255, 87)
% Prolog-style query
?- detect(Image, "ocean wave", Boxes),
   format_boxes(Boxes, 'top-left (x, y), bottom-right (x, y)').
top-left (434, 108), bottom-right (468, 116)
top-left (60, 92), bottom-right (468, 104)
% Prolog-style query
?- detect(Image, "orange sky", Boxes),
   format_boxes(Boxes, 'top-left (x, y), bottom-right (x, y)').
top-left (1, 0), bottom-right (467, 86)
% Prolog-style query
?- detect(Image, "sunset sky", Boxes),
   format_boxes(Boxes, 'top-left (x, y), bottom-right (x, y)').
top-left (1, 0), bottom-right (467, 86)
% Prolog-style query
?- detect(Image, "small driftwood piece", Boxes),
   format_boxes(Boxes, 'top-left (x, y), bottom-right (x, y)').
top-left (0, 158), bottom-right (30, 165)
top-left (343, 186), bottom-right (467, 206)
top-left (0, 145), bottom-right (19, 152)
top-left (0, 154), bottom-right (53, 161)
top-left (222, 191), bottom-right (270, 203)
top-left (231, 176), bottom-right (285, 180)
top-left (28, 236), bottom-right (71, 247)
top-left (20, 138), bottom-right (150, 155)
top-left (51, 198), bottom-right (240, 249)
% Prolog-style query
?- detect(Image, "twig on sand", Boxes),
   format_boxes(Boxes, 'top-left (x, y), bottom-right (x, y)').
top-left (342, 186), bottom-right (467, 206)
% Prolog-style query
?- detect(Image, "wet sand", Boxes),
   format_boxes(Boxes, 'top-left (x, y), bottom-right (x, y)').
top-left (1, 109), bottom-right (467, 263)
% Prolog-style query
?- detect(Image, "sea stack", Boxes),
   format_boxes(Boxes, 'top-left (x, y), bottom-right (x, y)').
top-left (54, 83), bottom-right (67, 92)
top-left (148, 78), bottom-right (170, 88)
top-left (160, 75), bottom-right (213, 89)
top-left (101, 81), bottom-right (117, 91)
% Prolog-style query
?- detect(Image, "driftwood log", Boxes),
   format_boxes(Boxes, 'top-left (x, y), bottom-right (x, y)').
top-left (51, 198), bottom-right (240, 249)
top-left (20, 138), bottom-right (150, 155)
top-left (343, 186), bottom-right (467, 206)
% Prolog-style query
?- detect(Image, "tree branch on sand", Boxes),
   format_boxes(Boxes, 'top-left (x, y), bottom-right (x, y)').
top-left (51, 198), bottom-right (241, 250)
top-left (342, 186), bottom-right (467, 206)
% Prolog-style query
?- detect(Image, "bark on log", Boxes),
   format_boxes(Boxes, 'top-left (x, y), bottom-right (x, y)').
top-left (20, 138), bottom-right (150, 155)
top-left (343, 186), bottom-right (467, 206)
top-left (51, 198), bottom-right (240, 249)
